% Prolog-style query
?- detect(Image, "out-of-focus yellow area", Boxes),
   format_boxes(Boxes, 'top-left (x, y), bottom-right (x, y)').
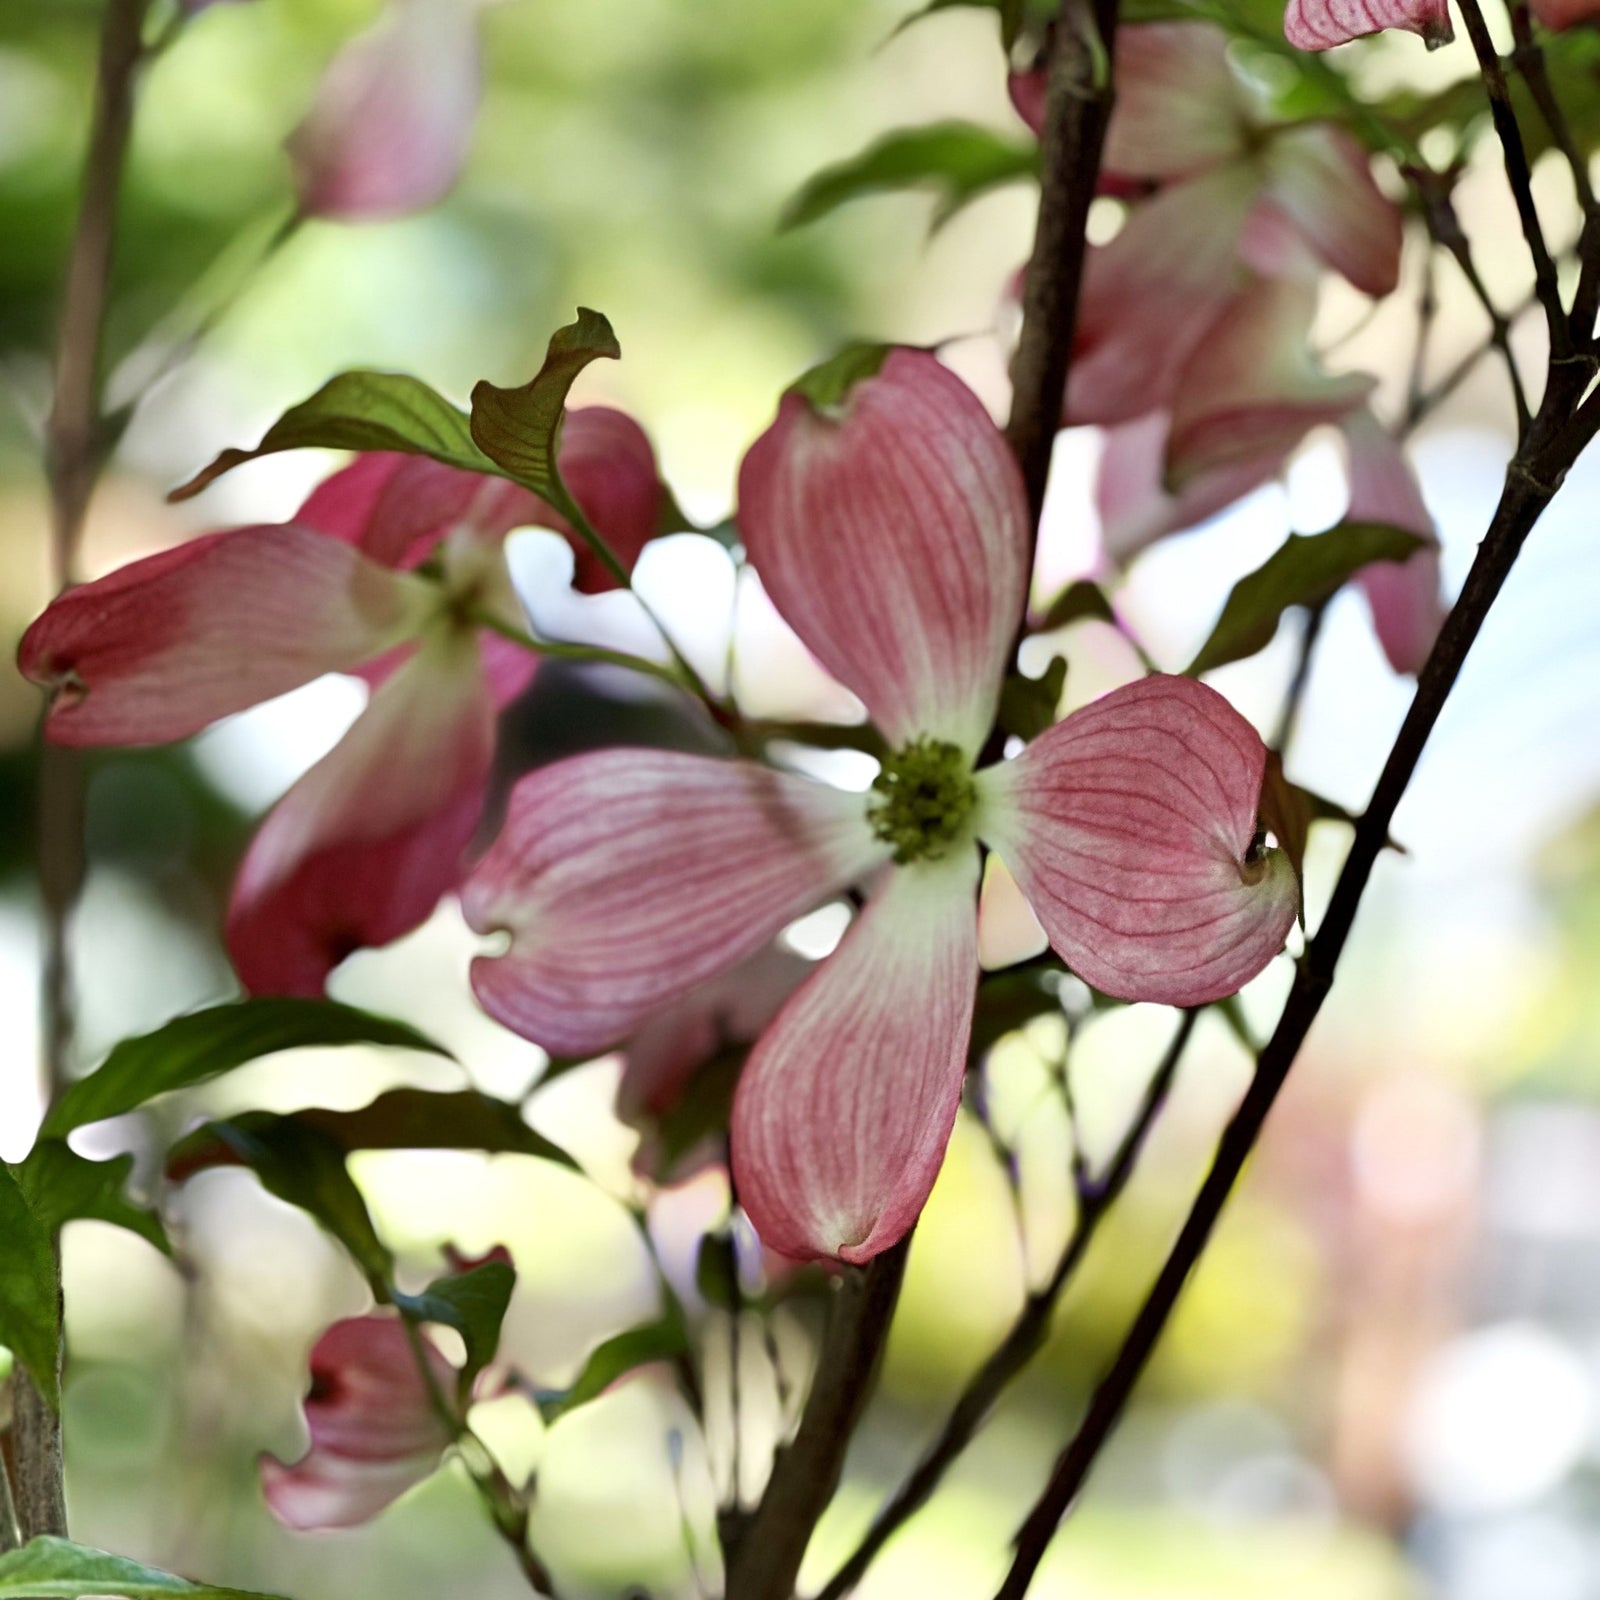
top-left (3, 1), bottom-right (1599, 1597)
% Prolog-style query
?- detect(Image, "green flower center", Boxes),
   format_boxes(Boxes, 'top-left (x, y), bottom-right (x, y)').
top-left (868, 737), bottom-right (976, 865)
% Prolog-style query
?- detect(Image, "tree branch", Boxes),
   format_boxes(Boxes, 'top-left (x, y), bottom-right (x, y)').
top-left (20, 0), bottom-right (152, 1543)
top-left (1409, 169), bottom-right (1533, 435)
top-left (1005, 0), bottom-right (1119, 530)
top-left (722, 1244), bottom-right (910, 1600)
top-left (815, 1009), bottom-right (1196, 1600)
top-left (991, 402), bottom-right (1590, 1595)
top-left (1454, 0), bottom-right (1569, 358)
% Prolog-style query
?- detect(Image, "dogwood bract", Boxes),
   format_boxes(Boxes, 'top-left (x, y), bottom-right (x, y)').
top-left (462, 349), bottom-right (1299, 1264)
top-left (18, 409), bottom-right (666, 995)
top-left (261, 1314), bottom-right (456, 1531)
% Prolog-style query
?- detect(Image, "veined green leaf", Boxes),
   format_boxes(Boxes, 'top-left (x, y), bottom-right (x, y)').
top-left (43, 998), bottom-right (451, 1138)
top-left (781, 122), bottom-right (1039, 232)
top-left (470, 308), bottom-right (621, 508)
top-left (397, 1258), bottom-right (516, 1396)
top-left (0, 1163), bottom-right (58, 1407)
top-left (168, 1117), bottom-right (393, 1293)
top-left (170, 371), bottom-right (492, 500)
top-left (1038, 579), bottom-right (1115, 632)
top-left (1186, 521), bottom-right (1425, 676)
top-left (165, 1089), bottom-right (575, 1175)
top-left (0, 1538), bottom-right (287, 1600)
top-left (540, 1311), bottom-right (691, 1422)
top-left (14, 1143), bottom-right (170, 1255)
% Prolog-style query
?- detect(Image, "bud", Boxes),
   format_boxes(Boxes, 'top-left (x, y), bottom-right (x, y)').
top-left (287, 0), bottom-right (484, 222)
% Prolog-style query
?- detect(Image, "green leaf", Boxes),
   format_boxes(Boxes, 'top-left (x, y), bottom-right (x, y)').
top-left (0, 1163), bottom-right (58, 1407)
top-left (647, 1047), bottom-right (744, 1181)
top-left (44, 998), bottom-right (451, 1138)
top-left (787, 342), bottom-right (893, 412)
top-left (169, 372), bottom-right (493, 501)
top-left (397, 1258), bottom-right (516, 1396)
top-left (781, 122), bottom-right (1039, 232)
top-left (540, 1311), bottom-right (691, 1422)
top-left (1186, 522), bottom-right (1426, 676)
top-left (168, 1118), bottom-right (393, 1293)
top-left (0, 1538), bottom-right (287, 1600)
top-left (890, 0), bottom-right (1053, 50)
top-left (165, 1089), bottom-right (576, 1174)
top-left (998, 655), bottom-right (1067, 742)
top-left (14, 1143), bottom-right (170, 1255)
top-left (469, 308), bottom-right (621, 508)
top-left (1038, 579), bottom-right (1115, 632)
top-left (694, 1234), bottom-right (739, 1312)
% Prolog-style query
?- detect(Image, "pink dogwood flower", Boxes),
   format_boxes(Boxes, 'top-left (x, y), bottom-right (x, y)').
top-left (288, 0), bottom-right (486, 222)
top-left (462, 350), bottom-right (1298, 1264)
top-left (1093, 276), bottom-right (1374, 561)
top-left (261, 1314), bottom-right (456, 1531)
top-left (1009, 24), bottom-right (1400, 435)
top-left (19, 409), bottom-right (667, 995)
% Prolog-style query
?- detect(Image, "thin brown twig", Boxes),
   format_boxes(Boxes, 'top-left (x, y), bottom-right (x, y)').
top-left (990, 394), bottom-right (1599, 1600)
top-left (1454, 0), bottom-right (1569, 357)
top-left (1404, 246), bottom-right (1438, 423)
top-left (815, 1009), bottom-right (1197, 1600)
top-left (17, 0), bottom-right (152, 1544)
top-left (1409, 169), bottom-right (1533, 434)
top-left (1506, 0), bottom-right (1600, 349)
top-left (1005, 0), bottom-right (1119, 530)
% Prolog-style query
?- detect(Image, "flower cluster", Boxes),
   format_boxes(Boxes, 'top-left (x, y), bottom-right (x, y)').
top-left (1013, 20), bottom-right (1445, 673)
top-left (20, 410), bottom-right (668, 994)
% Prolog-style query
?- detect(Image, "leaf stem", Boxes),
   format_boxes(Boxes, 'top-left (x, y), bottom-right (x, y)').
top-left (554, 491), bottom-right (722, 708)
top-left (395, 1310), bottom-right (557, 1596)
top-left (466, 606), bottom-right (696, 696)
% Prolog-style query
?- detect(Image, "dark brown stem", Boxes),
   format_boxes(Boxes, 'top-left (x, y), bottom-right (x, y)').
top-left (992, 418), bottom-right (1584, 1596)
top-left (10, 1263), bottom-right (66, 1541)
top-left (722, 1245), bottom-right (910, 1600)
top-left (1272, 601), bottom-right (1327, 758)
top-left (1410, 170), bottom-right (1533, 435)
top-left (1507, 2), bottom-right (1600, 349)
top-left (815, 1010), bottom-right (1196, 1600)
top-left (1005, 0), bottom-right (1119, 531)
top-left (1454, 0), bottom-right (1568, 357)
top-left (1403, 245), bottom-right (1438, 422)
top-left (20, 0), bottom-right (151, 1543)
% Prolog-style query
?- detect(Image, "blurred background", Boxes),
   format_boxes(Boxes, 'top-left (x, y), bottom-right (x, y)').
top-left (2, 1), bottom-right (1599, 1596)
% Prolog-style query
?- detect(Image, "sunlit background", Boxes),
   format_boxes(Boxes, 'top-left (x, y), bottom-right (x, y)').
top-left (2, 1), bottom-right (1599, 1597)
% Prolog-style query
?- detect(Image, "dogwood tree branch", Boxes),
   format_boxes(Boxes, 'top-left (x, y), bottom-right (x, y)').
top-left (1453, 0), bottom-right (1569, 358)
top-left (990, 393), bottom-right (1598, 1600)
top-left (722, 1241), bottom-right (911, 1600)
top-left (18, 0), bottom-right (152, 1544)
top-left (1006, 0), bottom-right (1119, 529)
top-left (1410, 170), bottom-right (1533, 434)
top-left (814, 1009), bottom-right (1197, 1600)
